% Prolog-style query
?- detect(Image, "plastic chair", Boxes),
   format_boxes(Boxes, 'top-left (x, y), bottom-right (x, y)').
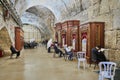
top-left (98, 62), bottom-right (116, 80)
top-left (77, 51), bottom-right (87, 69)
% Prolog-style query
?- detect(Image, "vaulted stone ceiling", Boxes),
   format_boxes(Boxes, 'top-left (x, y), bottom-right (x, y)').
top-left (21, 5), bottom-right (55, 35)
top-left (14, 0), bottom-right (91, 20)
top-left (10, 0), bottom-right (92, 37)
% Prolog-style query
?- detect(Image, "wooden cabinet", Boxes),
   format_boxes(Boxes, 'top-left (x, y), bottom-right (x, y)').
top-left (55, 23), bottom-right (62, 45)
top-left (79, 22), bottom-right (104, 63)
top-left (61, 20), bottom-right (80, 51)
top-left (15, 27), bottom-right (24, 51)
top-left (61, 21), bottom-right (67, 47)
top-left (68, 21), bottom-right (80, 51)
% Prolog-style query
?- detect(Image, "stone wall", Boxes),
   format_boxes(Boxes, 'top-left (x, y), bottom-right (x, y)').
top-left (0, 5), bottom-right (18, 53)
top-left (61, 0), bottom-right (120, 65)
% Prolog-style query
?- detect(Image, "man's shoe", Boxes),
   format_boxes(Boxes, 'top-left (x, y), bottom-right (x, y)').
top-left (16, 56), bottom-right (19, 59)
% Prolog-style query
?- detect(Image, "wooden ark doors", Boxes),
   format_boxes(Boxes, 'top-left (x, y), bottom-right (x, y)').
top-left (79, 22), bottom-right (105, 63)
top-left (15, 27), bottom-right (24, 51)
top-left (81, 32), bottom-right (87, 52)
top-left (61, 29), bottom-right (66, 47)
top-left (80, 30), bottom-right (89, 60)
top-left (61, 34), bottom-right (66, 47)
top-left (71, 28), bottom-right (79, 51)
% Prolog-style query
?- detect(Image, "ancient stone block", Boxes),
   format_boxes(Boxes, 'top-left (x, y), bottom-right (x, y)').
top-left (113, 9), bottom-right (120, 30)
top-left (100, 0), bottom-right (110, 14)
top-left (82, 0), bottom-right (91, 10)
top-left (108, 49), bottom-right (116, 61)
top-left (116, 30), bottom-right (120, 48)
top-left (91, 0), bottom-right (101, 5)
top-left (92, 3), bottom-right (100, 17)
top-left (115, 50), bottom-right (120, 61)
top-left (109, 0), bottom-right (120, 10)
top-left (109, 49), bottom-right (120, 68)
top-left (105, 31), bottom-right (117, 49)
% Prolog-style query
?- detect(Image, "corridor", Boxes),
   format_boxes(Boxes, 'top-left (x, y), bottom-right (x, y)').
top-left (0, 45), bottom-right (98, 80)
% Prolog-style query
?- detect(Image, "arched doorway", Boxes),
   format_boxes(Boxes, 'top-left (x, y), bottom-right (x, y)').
top-left (0, 27), bottom-right (12, 56)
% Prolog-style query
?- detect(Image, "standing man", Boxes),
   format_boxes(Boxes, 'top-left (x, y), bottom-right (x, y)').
top-left (47, 38), bottom-right (52, 53)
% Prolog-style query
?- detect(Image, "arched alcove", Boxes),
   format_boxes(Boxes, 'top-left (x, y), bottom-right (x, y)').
top-left (0, 27), bottom-right (12, 52)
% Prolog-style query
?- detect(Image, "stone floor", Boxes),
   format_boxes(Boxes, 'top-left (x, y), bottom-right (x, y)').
top-left (0, 45), bottom-right (99, 80)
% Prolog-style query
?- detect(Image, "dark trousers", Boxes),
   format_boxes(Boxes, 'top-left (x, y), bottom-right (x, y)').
top-left (67, 51), bottom-right (73, 60)
top-left (16, 51), bottom-right (20, 57)
top-left (48, 47), bottom-right (51, 53)
top-left (97, 52), bottom-right (107, 62)
top-left (11, 51), bottom-right (20, 58)
top-left (59, 50), bottom-right (64, 57)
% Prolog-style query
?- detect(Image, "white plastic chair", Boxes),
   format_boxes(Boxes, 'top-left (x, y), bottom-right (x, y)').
top-left (77, 51), bottom-right (87, 70)
top-left (98, 62), bottom-right (116, 80)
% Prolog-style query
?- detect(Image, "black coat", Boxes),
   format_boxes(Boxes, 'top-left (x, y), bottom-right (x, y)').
top-left (54, 45), bottom-right (59, 54)
top-left (10, 46), bottom-right (16, 53)
top-left (91, 47), bottom-right (107, 62)
top-left (91, 48), bottom-right (98, 61)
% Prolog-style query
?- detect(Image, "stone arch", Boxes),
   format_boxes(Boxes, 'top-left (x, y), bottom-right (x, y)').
top-left (0, 27), bottom-right (12, 51)
top-left (21, 5), bottom-right (56, 41)
top-left (21, 4), bottom-right (57, 19)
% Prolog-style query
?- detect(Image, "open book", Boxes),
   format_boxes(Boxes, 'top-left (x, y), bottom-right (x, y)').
top-left (100, 48), bottom-right (105, 52)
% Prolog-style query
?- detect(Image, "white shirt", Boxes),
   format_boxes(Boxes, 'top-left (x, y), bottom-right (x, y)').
top-left (65, 47), bottom-right (71, 52)
top-left (47, 39), bottom-right (52, 49)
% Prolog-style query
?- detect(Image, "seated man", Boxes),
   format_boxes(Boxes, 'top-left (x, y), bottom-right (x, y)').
top-left (10, 44), bottom-right (20, 58)
top-left (64, 45), bottom-right (73, 60)
top-left (54, 42), bottom-right (64, 57)
top-left (97, 48), bottom-right (108, 62)
top-left (91, 46), bottom-right (108, 62)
